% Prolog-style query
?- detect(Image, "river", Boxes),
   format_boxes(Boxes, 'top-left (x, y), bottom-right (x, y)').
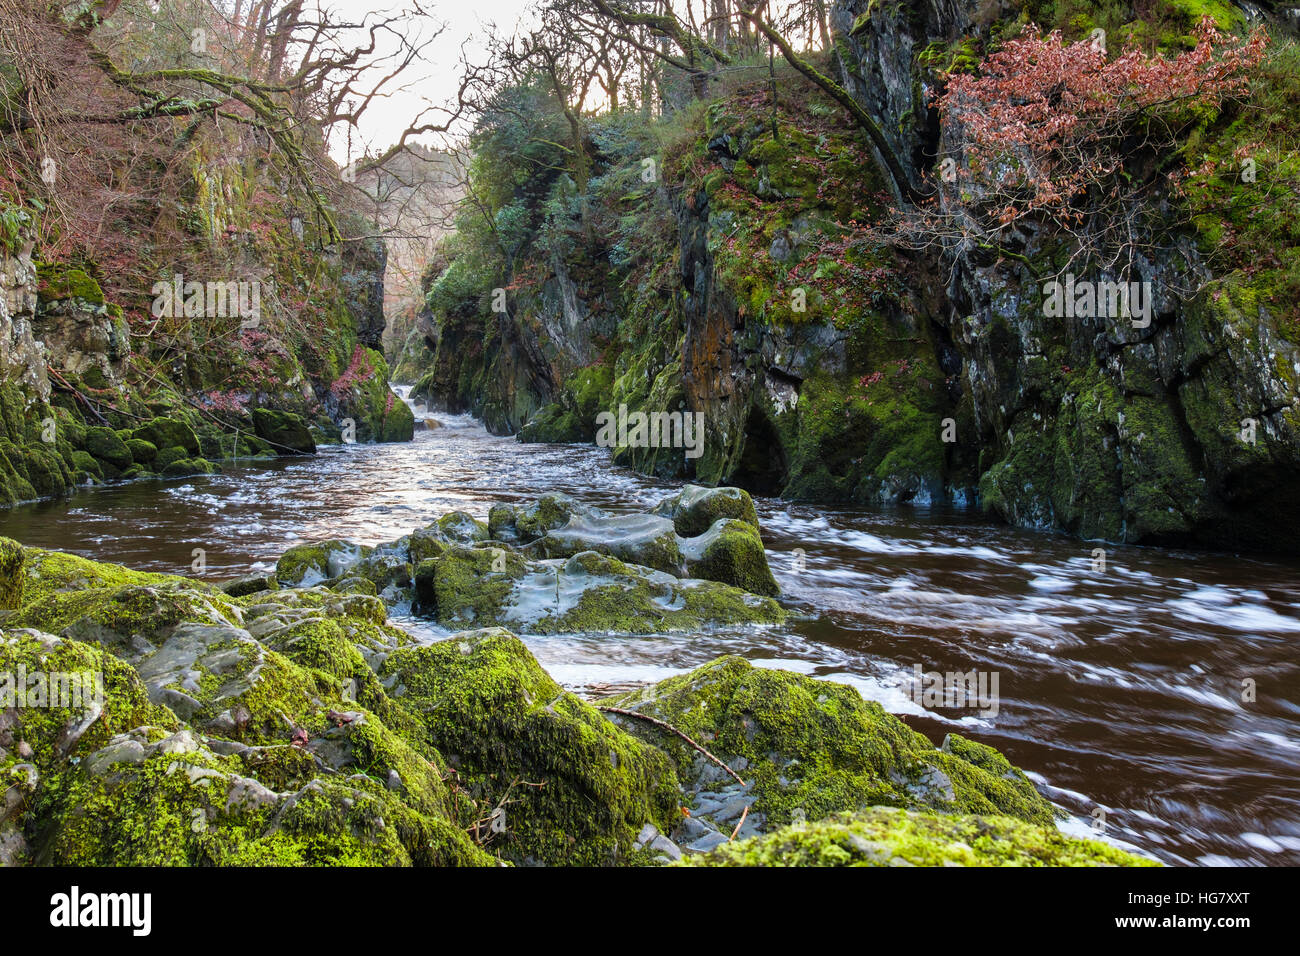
top-left (3, 390), bottom-right (1298, 867)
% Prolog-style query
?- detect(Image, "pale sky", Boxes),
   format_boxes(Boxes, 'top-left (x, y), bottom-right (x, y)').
top-left (317, 0), bottom-right (540, 162)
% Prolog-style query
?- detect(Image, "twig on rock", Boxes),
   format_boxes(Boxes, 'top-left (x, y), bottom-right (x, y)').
top-left (729, 805), bottom-right (749, 842)
top-left (596, 705), bottom-right (746, 788)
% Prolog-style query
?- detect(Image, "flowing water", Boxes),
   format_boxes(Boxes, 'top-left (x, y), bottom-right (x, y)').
top-left (3, 388), bottom-right (1298, 867)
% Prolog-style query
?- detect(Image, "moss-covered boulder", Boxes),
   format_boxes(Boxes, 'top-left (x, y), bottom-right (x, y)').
top-left (0, 629), bottom-right (176, 865)
top-left (539, 512), bottom-right (684, 575)
top-left (681, 807), bottom-right (1157, 867)
top-left (654, 485), bottom-right (760, 537)
top-left (430, 510), bottom-right (489, 545)
top-left (70, 450), bottom-right (101, 481)
top-left (380, 628), bottom-right (681, 865)
top-left (160, 457), bottom-right (217, 478)
top-left (125, 438), bottom-right (157, 464)
top-left (36, 727), bottom-right (490, 866)
top-left (513, 493), bottom-right (594, 542)
top-left (419, 546), bottom-right (785, 634)
top-left (132, 417), bottom-right (201, 457)
top-left (82, 426), bottom-right (132, 472)
top-left (275, 539), bottom-right (372, 586)
top-left (252, 408), bottom-right (316, 455)
top-left (680, 518), bottom-right (779, 596)
top-left (605, 657), bottom-right (1056, 835)
top-left (9, 583), bottom-right (242, 662)
top-left (153, 445), bottom-right (189, 471)
top-left (17, 548), bottom-right (184, 607)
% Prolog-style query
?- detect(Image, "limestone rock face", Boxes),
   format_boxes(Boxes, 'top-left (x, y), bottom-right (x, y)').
top-left (1, 241), bottom-right (49, 404)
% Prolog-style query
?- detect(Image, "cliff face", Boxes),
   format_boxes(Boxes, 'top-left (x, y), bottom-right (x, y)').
top-left (406, 0), bottom-right (1300, 553)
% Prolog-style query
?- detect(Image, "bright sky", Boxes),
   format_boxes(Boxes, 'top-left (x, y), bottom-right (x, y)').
top-left (318, 0), bottom-right (540, 162)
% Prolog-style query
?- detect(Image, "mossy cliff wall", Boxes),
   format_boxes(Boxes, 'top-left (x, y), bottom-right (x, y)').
top-left (0, 188), bottom-right (412, 509)
top-left (404, 0), bottom-right (1300, 553)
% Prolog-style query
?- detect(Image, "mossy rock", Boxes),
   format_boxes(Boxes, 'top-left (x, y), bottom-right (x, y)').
top-left (275, 539), bottom-right (373, 587)
top-left (681, 807), bottom-right (1158, 867)
top-left (252, 408), bottom-right (316, 455)
top-left (518, 402), bottom-right (585, 443)
top-left (432, 510), bottom-right (489, 545)
top-left (0, 630), bottom-right (175, 775)
top-left (514, 493), bottom-right (592, 542)
top-left (17, 548), bottom-right (189, 607)
top-left (377, 396), bottom-right (415, 443)
top-left (125, 439), bottom-right (157, 464)
top-left (69, 450), bottom-right (101, 481)
top-left (132, 417), bottom-right (200, 457)
top-left (681, 518), bottom-right (779, 596)
top-left (35, 263), bottom-right (106, 307)
top-left (606, 656), bottom-right (1056, 829)
top-left (653, 485), bottom-right (760, 537)
top-left (539, 513), bottom-right (684, 575)
top-left (153, 445), bottom-right (189, 471)
top-left (9, 583), bottom-right (241, 661)
top-left (17, 443), bottom-right (73, 499)
top-left (380, 628), bottom-right (682, 865)
top-left (82, 426), bottom-right (132, 470)
top-left (160, 457), bottom-right (217, 478)
top-left (421, 546), bottom-right (785, 634)
top-left (0, 537), bottom-right (23, 609)
top-left (487, 504), bottom-right (520, 543)
top-left (36, 728), bottom-right (490, 866)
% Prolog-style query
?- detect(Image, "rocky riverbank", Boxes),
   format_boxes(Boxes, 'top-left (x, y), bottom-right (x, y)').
top-left (0, 490), bottom-right (1155, 866)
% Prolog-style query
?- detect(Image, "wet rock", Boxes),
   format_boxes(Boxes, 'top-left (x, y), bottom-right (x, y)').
top-left (419, 545), bottom-right (784, 634)
top-left (539, 512), bottom-right (684, 575)
top-left (82, 426), bottom-right (132, 472)
top-left (275, 539), bottom-right (372, 587)
top-left (0, 536), bottom-right (23, 609)
top-left (653, 485), bottom-right (760, 537)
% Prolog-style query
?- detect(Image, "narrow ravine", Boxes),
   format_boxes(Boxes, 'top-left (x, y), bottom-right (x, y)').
top-left (5, 388), bottom-right (1299, 867)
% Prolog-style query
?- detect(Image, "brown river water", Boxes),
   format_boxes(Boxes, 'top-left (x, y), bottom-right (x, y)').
top-left (2, 391), bottom-right (1298, 867)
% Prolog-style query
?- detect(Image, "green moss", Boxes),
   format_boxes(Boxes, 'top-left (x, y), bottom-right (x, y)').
top-left (381, 628), bottom-right (681, 865)
top-left (682, 807), bottom-right (1158, 867)
top-left (69, 450), bottom-right (101, 481)
top-left (0, 536), bottom-right (23, 608)
top-left (38, 733), bottom-right (488, 867)
top-left (125, 438), bottom-right (157, 463)
top-left (607, 656), bottom-right (1056, 829)
top-left (275, 539), bottom-right (372, 586)
top-left (681, 518), bottom-right (779, 596)
top-left (132, 417), bottom-right (201, 456)
top-left (160, 457), bottom-right (217, 478)
top-left (420, 545), bottom-right (528, 625)
top-left (36, 263), bottom-right (106, 307)
top-left (0, 632), bottom-right (174, 775)
top-left (16, 547), bottom-right (192, 607)
top-left (80, 426), bottom-right (131, 470)
top-left (9, 583), bottom-right (240, 650)
top-left (655, 485), bottom-right (759, 537)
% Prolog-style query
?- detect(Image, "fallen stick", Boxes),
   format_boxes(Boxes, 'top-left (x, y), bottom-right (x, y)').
top-left (597, 705), bottom-right (746, 788)
top-left (729, 805), bottom-right (749, 842)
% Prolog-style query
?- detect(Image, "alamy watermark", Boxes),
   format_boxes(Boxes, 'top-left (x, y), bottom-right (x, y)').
top-left (910, 664), bottom-right (1000, 718)
top-left (595, 404), bottom-right (705, 460)
top-left (1042, 273), bottom-right (1152, 328)
top-left (150, 273), bottom-right (263, 328)
top-left (0, 665), bottom-right (104, 710)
